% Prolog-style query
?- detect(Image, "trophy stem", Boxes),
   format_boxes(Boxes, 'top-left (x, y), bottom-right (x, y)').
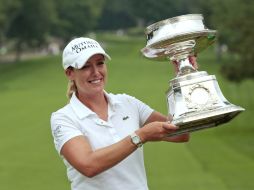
top-left (177, 58), bottom-right (196, 76)
top-left (165, 39), bottom-right (197, 76)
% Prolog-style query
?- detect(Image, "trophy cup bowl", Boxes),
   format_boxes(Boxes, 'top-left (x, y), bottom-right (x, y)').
top-left (141, 14), bottom-right (245, 136)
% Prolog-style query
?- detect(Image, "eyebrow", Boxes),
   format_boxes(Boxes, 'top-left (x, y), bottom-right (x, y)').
top-left (86, 57), bottom-right (105, 64)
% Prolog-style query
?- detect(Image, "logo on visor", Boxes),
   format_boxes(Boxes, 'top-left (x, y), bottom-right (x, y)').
top-left (72, 41), bottom-right (99, 53)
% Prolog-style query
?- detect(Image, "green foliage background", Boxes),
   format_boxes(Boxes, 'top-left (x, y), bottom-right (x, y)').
top-left (1, 0), bottom-right (254, 81)
top-left (0, 35), bottom-right (253, 190)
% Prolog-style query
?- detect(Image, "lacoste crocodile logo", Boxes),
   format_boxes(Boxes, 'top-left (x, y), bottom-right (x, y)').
top-left (122, 116), bottom-right (129, 120)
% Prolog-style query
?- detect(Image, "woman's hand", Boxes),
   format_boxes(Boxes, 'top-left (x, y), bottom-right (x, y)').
top-left (136, 121), bottom-right (190, 143)
top-left (189, 55), bottom-right (198, 70)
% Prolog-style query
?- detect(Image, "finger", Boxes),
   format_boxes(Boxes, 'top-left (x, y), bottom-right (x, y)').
top-left (172, 60), bottom-right (179, 73)
top-left (162, 123), bottom-right (178, 130)
top-left (163, 133), bottom-right (190, 142)
top-left (188, 56), bottom-right (198, 69)
top-left (167, 115), bottom-right (173, 122)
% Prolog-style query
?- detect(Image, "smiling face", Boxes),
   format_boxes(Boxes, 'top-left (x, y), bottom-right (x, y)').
top-left (66, 54), bottom-right (107, 98)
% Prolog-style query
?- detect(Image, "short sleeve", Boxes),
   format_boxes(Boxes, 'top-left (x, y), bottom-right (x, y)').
top-left (124, 94), bottom-right (154, 126)
top-left (50, 112), bottom-right (84, 154)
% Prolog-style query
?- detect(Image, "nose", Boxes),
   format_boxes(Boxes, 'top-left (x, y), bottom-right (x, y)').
top-left (91, 64), bottom-right (100, 75)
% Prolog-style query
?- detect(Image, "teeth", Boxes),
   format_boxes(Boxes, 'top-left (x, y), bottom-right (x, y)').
top-left (90, 79), bottom-right (101, 84)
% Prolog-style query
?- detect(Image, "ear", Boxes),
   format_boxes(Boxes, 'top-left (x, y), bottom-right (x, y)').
top-left (65, 68), bottom-right (75, 80)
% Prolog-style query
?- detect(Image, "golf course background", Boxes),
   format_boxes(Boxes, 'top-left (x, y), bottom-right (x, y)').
top-left (0, 34), bottom-right (253, 190)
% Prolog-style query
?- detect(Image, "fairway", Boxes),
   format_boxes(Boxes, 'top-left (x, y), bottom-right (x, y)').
top-left (0, 35), bottom-right (253, 190)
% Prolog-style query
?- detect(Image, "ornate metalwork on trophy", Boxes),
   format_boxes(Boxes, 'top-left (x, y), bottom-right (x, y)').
top-left (141, 14), bottom-right (245, 136)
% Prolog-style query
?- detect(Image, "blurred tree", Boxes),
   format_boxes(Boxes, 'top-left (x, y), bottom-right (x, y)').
top-left (196, 0), bottom-right (254, 81)
top-left (0, 0), bottom-right (21, 43)
top-left (97, 0), bottom-right (135, 30)
top-left (129, 0), bottom-right (191, 26)
top-left (6, 0), bottom-right (56, 60)
top-left (96, 0), bottom-right (197, 30)
top-left (52, 0), bottom-right (105, 41)
top-left (187, 0), bottom-right (214, 26)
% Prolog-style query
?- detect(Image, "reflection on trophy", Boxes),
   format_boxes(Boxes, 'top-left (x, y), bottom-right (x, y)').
top-left (141, 14), bottom-right (245, 136)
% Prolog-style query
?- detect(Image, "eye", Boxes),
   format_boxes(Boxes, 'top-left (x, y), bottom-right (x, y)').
top-left (97, 61), bottom-right (105, 66)
top-left (80, 64), bottom-right (91, 70)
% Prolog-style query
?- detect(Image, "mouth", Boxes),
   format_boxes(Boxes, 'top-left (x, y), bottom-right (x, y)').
top-left (88, 78), bottom-right (103, 84)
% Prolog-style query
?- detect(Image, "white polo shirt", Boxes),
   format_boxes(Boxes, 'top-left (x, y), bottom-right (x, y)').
top-left (50, 92), bottom-right (154, 190)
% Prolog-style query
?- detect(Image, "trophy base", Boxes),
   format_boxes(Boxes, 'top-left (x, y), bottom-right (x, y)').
top-left (168, 105), bottom-right (244, 137)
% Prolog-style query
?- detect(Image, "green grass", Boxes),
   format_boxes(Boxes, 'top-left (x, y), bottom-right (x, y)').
top-left (0, 35), bottom-right (253, 190)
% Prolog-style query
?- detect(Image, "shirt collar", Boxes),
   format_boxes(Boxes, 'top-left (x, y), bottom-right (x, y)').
top-left (69, 91), bottom-right (122, 120)
top-left (104, 91), bottom-right (122, 110)
top-left (70, 93), bottom-right (95, 119)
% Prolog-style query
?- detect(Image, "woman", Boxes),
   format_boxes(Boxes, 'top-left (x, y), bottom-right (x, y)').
top-left (50, 37), bottom-right (189, 190)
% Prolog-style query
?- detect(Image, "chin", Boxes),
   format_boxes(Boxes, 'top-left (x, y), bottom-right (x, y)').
top-left (92, 86), bottom-right (105, 93)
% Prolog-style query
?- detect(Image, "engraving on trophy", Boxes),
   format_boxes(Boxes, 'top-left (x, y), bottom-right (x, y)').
top-left (141, 14), bottom-right (245, 136)
top-left (184, 83), bottom-right (219, 112)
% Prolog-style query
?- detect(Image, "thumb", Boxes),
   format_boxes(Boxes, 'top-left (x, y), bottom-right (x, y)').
top-left (162, 123), bottom-right (178, 130)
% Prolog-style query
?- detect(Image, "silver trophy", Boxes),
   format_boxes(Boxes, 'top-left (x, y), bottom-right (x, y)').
top-left (141, 14), bottom-right (245, 136)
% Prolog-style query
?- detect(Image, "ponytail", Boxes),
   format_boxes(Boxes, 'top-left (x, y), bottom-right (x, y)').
top-left (67, 80), bottom-right (77, 99)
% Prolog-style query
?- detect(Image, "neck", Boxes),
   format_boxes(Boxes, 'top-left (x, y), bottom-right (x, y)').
top-left (77, 91), bottom-right (108, 121)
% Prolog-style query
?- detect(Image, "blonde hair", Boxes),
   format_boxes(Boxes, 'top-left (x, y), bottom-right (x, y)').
top-left (67, 80), bottom-right (77, 99)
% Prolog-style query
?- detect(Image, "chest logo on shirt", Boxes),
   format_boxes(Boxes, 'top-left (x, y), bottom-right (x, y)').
top-left (122, 116), bottom-right (129, 120)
